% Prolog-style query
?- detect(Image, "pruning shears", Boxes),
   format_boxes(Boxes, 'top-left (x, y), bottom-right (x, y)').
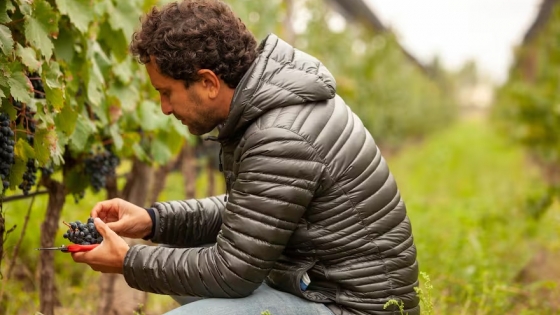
top-left (36, 244), bottom-right (99, 253)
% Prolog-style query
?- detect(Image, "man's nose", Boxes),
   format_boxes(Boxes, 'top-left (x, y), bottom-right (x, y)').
top-left (160, 100), bottom-right (172, 116)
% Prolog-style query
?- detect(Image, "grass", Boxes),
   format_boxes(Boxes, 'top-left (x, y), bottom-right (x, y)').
top-left (385, 117), bottom-right (560, 314)
top-left (2, 117), bottom-right (559, 314)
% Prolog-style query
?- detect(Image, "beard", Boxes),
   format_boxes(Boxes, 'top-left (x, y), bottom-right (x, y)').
top-left (185, 89), bottom-right (220, 136)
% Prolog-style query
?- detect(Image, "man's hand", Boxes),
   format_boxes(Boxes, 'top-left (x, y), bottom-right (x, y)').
top-left (91, 198), bottom-right (152, 239)
top-left (71, 218), bottom-right (130, 273)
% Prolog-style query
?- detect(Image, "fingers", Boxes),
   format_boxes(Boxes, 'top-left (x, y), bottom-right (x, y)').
top-left (93, 217), bottom-right (116, 238)
top-left (106, 220), bottom-right (125, 234)
top-left (71, 251), bottom-right (86, 263)
top-left (91, 199), bottom-right (121, 222)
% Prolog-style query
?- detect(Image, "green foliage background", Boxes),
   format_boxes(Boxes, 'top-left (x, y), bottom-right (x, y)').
top-left (4, 0), bottom-right (559, 314)
top-left (493, 2), bottom-right (560, 193)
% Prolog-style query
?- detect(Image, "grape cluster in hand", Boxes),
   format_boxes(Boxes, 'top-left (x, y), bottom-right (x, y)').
top-left (0, 113), bottom-right (15, 191)
top-left (63, 217), bottom-right (103, 245)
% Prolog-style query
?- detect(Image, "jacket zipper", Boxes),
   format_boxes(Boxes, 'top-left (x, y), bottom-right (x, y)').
top-left (204, 136), bottom-right (228, 202)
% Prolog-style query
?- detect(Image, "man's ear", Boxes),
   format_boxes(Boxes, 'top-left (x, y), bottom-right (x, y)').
top-left (197, 69), bottom-right (220, 99)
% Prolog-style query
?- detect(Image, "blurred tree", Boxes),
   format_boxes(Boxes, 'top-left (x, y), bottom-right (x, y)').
top-left (493, 0), bottom-right (560, 214)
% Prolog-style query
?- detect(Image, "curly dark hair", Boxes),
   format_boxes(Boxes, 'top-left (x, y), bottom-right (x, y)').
top-left (130, 0), bottom-right (258, 89)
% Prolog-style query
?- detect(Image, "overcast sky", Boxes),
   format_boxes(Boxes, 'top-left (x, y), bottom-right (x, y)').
top-left (364, 0), bottom-right (542, 83)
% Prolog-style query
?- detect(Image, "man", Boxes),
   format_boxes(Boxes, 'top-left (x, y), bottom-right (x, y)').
top-left (72, 1), bottom-right (420, 314)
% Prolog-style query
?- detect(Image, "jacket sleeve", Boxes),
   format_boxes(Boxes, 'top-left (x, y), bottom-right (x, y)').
top-left (149, 195), bottom-right (226, 247)
top-left (122, 128), bottom-right (324, 297)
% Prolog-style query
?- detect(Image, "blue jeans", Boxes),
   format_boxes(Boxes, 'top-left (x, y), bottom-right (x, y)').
top-left (164, 283), bottom-right (334, 315)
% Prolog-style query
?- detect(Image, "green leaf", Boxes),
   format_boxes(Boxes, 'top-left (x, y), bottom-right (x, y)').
top-left (1, 98), bottom-right (17, 118)
top-left (113, 57), bottom-right (134, 83)
top-left (42, 61), bottom-right (65, 110)
top-left (16, 44), bottom-right (40, 72)
top-left (0, 1), bottom-right (14, 24)
top-left (53, 26), bottom-right (75, 63)
top-left (150, 136), bottom-right (172, 165)
top-left (8, 71), bottom-right (32, 103)
top-left (35, 101), bottom-right (55, 125)
top-left (109, 0), bottom-right (142, 40)
top-left (34, 129), bottom-right (51, 165)
top-left (107, 82), bottom-right (139, 112)
top-left (119, 132), bottom-right (141, 157)
top-left (9, 158), bottom-right (26, 190)
top-left (37, 128), bottom-right (64, 165)
top-left (0, 25), bottom-right (14, 55)
top-left (55, 101), bottom-right (78, 135)
top-left (159, 128), bottom-right (184, 156)
top-left (132, 142), bottom-right (149, 162)
top-left (138, 100), bottom-right (166, 131)
top-left (86, 43), bottom-right (106, 106)
top-left (69, 115), bottom-right (95, 152)
top-left (98, 22), bottom-right (128, 62)
top-left (24, 0), bottom-right (59, 60)
top-left (14, 138), bottom-right (35, 162)
top-left (109, 123), bottom-right (123, 150)
top-left (55, 0), bottom-right (94, 33)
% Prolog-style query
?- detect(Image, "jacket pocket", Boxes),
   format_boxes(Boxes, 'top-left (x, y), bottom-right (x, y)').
top-left (266, 259), bottom-right (333, 303)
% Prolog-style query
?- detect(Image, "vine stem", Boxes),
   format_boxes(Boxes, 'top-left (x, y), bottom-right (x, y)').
top-left (0, 191), bottom-right (48, 203)
top-left (1, 18), bottom-right (25, 26)
top-left (5, 189), bottom-right (37, 279)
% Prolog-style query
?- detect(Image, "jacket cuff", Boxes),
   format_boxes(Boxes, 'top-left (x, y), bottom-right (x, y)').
top-left (142, 208), bottom-right (156, 240)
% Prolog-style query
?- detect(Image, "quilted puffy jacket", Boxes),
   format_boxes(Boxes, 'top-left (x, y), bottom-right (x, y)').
top-left (123, 34), bottom-right (419, 315)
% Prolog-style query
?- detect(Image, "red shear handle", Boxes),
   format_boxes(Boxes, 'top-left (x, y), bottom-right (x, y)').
top-left (64, 244), bottom-right (100, 253)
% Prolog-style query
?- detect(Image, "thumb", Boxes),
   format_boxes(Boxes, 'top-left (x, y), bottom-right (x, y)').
top-left (105, 220), bottom-right (126, 234)
top-left (94, 218), bottom-right (117, 239)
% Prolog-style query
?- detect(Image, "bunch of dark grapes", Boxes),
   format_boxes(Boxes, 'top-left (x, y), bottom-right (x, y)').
top-left (15, 103), bottom-right (37, 195)
top-left (0, 113), bottom-right (15, 191)
top-left (29, 73), bottom-right (45, 100)
top-left (40, 164), bottom-right (54, 177)
top-left (84, 151), bottom-right (120, 192)
top-left (63, 217), bottom-right (103, 245)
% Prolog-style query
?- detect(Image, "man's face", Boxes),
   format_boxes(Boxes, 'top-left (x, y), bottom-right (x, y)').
top-left (145, 60), bottom-right (219, 136)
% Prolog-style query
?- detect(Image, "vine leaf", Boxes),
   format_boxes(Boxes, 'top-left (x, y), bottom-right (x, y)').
top-left (0, 25), bottom-right (14, 55)
top-left (55, 0), bottom-right (93, 34)
top-left (24, 0), bottom-right (59, 60)
top-left (55, 100), bottom-right (78, 135)
top-left (42, 62), bottom-right (65, 110)
top-left (8, 158), bottom-right (26, 190)
top-left (16, 44), bottom-right (40, 72)
top-left (138, 100), bottom-right (166, 131)
top-left (69, 115), bottom-right (95, 152)
top-left (7, 70), bottom-right (32, 104)
top-left (109, 123), bottom-right (123, 150)
top-left (86, 43), bottom-right (106, 106)
top-left (108, 0), bottom-right (142, 40)
top-left (35, 128), bottom-right (63, 166)
top-left (150, 135), bottom-right (172, 165)
top-left (15, 138), bottom-right (35, 162)
top-left (0, 1), bottom-right (14, 24)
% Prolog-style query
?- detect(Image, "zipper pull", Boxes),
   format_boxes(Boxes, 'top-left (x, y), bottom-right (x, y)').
top-left (218, 146), bottom-right (223, 172)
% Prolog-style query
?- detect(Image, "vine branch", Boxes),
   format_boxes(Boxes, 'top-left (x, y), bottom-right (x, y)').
top-left (1, 191), bottom-right (48, 203)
